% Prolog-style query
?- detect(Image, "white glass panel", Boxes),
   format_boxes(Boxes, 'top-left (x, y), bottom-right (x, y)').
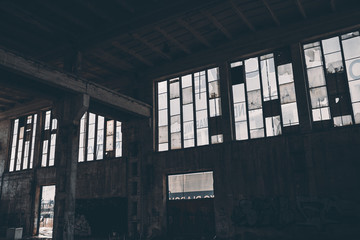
top-left (248, 109), bottom-right (264, 130)
top-left (342, 36), bottom-right (360, 60)
top-left (324, 52), bottom-right (343, 73)
top-left (184, 139), bottom-right (195, 148)
top-left (171, 132), bottom-right (181, 149)
top-left (245, 72), bottom-right (261, 91)
top-left (182, 74), bottom-right (192, 87)
top-left (322, 37), bottom-right (341, 54)
top-left (158, 143), bottom-right (168, 152)
top-left (208, 68), bottom-right (219, 82)
top-left (158, 81), bottom-right (167, 94)
top-left (250, 129), bottom-right (264, 139)
top-left (352, 102), bottom-right (360, 123)
top-left (182, 87), bottom-right (193, 104)
top-left (345, 58), bottom-right (360, 81)
top-left (281, 102), bottom-right (299, 126)
top-left (106, 120), bottom-right (114, 135)
top-left (304, 47), bottom-right (323, 68)
top-left (106, 136), bottom-right (113, 151)
top-left (234, 102), bottom-right (247, 122)
top-left (235, 121), bottom-right (248, 140)
top-left (310, 87), bottom-right (329, 108)
top-left (211, 134), bottom-right (223, 144)
top-left (312, 107), bottom-right (331, 121)
top-left (195, 92), bottom-right (207, 110)
top-left (170, 81), bottom-right (180, 99)
top-left (307, 66), bottom-right (326, 88)
top-left (232, 84), bottom-right (245, 103)
top-left (170, 115), bottom-right (181, 133)
top-left (170, 98), bottom-right (180, 116)
top-left (158, 109), bottom-right (168, 126)
top-left (348, 80), bottom-right (360, 102)
top-left (208, 81), bottom-right (220, 99)
top-left (245, 58), bottom-right (258, 72)
top-left (196, 110), bottom-right (208, 129)
top-left (158, 93), bottom-right (168, 109)
top-left (266, 116), bottom-right (282, 137)
top-left (183, 104), bottom-right (194, 122)
top-left (209, 98), bottom-right (221, 117)
top-left (158, 126), bottom-right (168, 144)
top-left (277, 64), bottom-right (294, 84)
top-left (261, 58), bottom-right (278, 101)
top-left (196, 128), bottom-right (209, 146)
top-left (183, 122), bottom-right (194, 140)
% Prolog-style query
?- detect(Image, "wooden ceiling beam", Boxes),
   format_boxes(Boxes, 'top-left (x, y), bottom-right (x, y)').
top-left (112, 42), bottom-right (153, 66)
top-left (201, 10), bottom-right (232, 40)
top-left (330, 0), bottom-right (337, 12)
top-left (92, 49), bottom-right (135, 71)
top-left (132, 33), bottom-right (172, 60)
top-left (230, 0), bottom-right (256, 32)
top-left (155, 26), bottom-right (192, 54)
top-left (0, 99), bottom-right (53, 120)
top-left (177, 18), bottom-right (212, 47)
top-left (262, 0), bottom-right (280, 26)
top-left (295, 0), bottom-right (307, 19)
top-left (0, 48), bottom-right (151, 117)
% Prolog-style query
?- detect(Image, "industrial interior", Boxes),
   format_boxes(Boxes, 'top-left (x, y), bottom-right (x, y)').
top-left (0, 0), bottom-right (360, 239)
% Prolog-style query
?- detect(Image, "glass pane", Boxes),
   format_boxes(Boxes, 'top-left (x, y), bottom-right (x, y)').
top-left (235, 121), bottom-right (248, 140)
top-left (312, 107), bottom-right (331, 121)
top-left (158, 81), bottom-right (167, 94)
top-left (170, 81), bottom-right (180, 99)
top-left (307, 66), bottom-right (326, 88)
top-left (171, 132), bottom-right (181, 149)
top-left (208, 81), bottom-right (220, 99)
top-left (246, 72), bottom-right (260, 91)
top-left (182, 74), bottom-right (192, 87)
top-left (158, 143), bottom-right (168, 152)
top-left (261, 58), bottom-right (278, 101)
top-left (281, 102), bottom-right (299, 126)
top-left (158, 126), bottom-right (168, 144)
top-left (184, 139), bottom-right (195, 148)
top-left (322, 37), bottom-right (340, 54)
top-left (208, 68), bottom-right (219, 82)
top-left (158, 93), bottom-right (168, 109)
top-left (106, 136), bottom-right (113, 151)
top-left (182, 87), bottom-right (193, 104)
top-left (170, 115), bottom-right (181, 133)
top-left (106, 120), bottom-right (114, 135)
top-left (195, 92), bottom-right (207, 110)
top-left (247, 90), bottom-right (262, 110)
top-left (183, 121), bottom-right (194, 140)
top-left (158, 109), bottom-right (168, 126)
top-left (248, 109), bottom-right (264, 130)
top-left (345, 58), bottom-right (360, 81)
top-left (197, 128), bottom-right (209, 146)
top-left (194, 73), bottom-right (207, 93)
top-left (352, 102), bottom-right (360, 123)
top-left (277, 64), bottom-right (294, 84)
top-left (211, 134), bottom-right (223, 144)
top-left (304, 47), bottom-right (323, 68)
top-left (349, 80), bottom-right (360, 102)
top-left (232, 84), bottom-right (245, 103)
top-left (342, 36), bottom-right (360, 60)
top-left (183, 104), bottom-right (194, 122)
top-left (245, 58), bottom-right (258, 72)
top-left (170, 98), bottom-right (180, 116)
top-left (310, 87), bottom-right (329, 108)
top-left (209, 98), bottom-right (221, 117)
top-left (196, 110), bottom-right (208, 129)
top-left (234, 102), bottom-right (247, 122)
top-left (89, 113), bottom-right (96, 124)
top-left (334, 115), bottom-right (353, 127)
top-left (266, 116), bottom-right (282, 137)
top-left (250, 129), bottom-right (264, 139)
top-left (324, 52), bottom-right (343, 73)
top-left (279, 83), bottom-right (296, 104)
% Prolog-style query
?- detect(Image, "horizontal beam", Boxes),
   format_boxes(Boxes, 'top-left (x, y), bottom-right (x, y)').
top-left (0, 48), bottom-right (151, 117)
top-left (0, 99), bottom-right (53, 120)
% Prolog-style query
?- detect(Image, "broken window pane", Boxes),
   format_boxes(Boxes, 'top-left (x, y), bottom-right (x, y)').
top-left (209, 98), bottom-right (221, 117)
top-left (345, 58), bottom-right (360, 81)
top-left (247, 90), bottom-right (262, 110)
top-left (310, 87), bottom-right (329, 108)
top-left (304, 47), bottom-right (323, 68)
top-left (266, 116), bottom-right (282, 137)
top-left (208, 81), bottom-right (220, 99)
top-left (342, 36), bottom-right (360, 60)
top-left (279, 83), bottom-right (296, 104)
top-left (322, 37), bottom-right (341, 54)
top-left (324, 52), bottom-right (343, 73)
top-left (235, 121), bottom-right (248, 140)
top-left (307, 66), bottom-right (326, 88)
top-left (208, 68), bottom-right (219, 82)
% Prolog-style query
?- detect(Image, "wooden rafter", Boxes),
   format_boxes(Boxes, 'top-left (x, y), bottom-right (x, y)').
top-left (112, 42), bottom-right (153, 66)
top-left (201, 10), bottom-right (232, 40)
top-left (92, 49), bottom-right (135, 71)
top-left (177, 18), bottom-right (212, 47)
top-left (132, 33), bottom-right (172, 60)
top-left (262, 0), bottom-right (280, 26)
top-left (156, 26), bottom-right (192, 54)
top-left (230, 0), bottom-right (256, 32)
top-left (295, 0), bottom-right (307, 19)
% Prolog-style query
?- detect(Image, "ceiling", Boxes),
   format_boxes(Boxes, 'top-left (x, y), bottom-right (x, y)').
top-left (0, 0), bottom-right (359, 112)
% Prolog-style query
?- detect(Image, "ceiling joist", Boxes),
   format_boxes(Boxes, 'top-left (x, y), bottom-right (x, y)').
top-left (112, 42), bottom-right (153, 66)
top-left (201, 10), bottom-right (232, 40)
top-left (230, 0), bottom-right (256, 32)
top-left (262, 0), bottom-right (280, 26)
top-left (177, 18), bottom-right (212, 48)
top-left (132, 33), bottom-right (172, 60)
top-left (156, 26), bottom-right (192, 55)
top-left (295, 0), bottom-right (307, 19)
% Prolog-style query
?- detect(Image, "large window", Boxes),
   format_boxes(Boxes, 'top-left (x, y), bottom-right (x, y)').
top-left (168, 171), bottom-right (214, 200)
top-left (41, 110), bottom-right (57, 167)
top-left (78, 112), bottom-right (122, 162)
top-left (156, 67), bottom-right (223, 152)
top-left (9, 114), bottom-right (38, 172)
top-left (230, 51), bottom-right (299, 140)
top-left (303, 31), bottom-right (360, 126)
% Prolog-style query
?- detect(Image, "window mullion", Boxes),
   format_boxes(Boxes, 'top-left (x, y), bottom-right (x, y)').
top-left (205, 71), bottom-right (211, 144)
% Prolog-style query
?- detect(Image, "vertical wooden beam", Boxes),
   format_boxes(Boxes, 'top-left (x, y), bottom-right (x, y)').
top-left (262, 0), bottom-right (280, 26)
top-left (230, 0), bottom-right (256, 32)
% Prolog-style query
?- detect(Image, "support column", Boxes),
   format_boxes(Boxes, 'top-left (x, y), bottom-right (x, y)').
top-left (53, 93), bottom-right (89, 240)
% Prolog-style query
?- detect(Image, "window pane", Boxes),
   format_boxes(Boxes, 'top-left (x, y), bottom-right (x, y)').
top-left (352, 102), bottom-right (360, 123)
top-left (279, 83), bottom-right (296, 104)
top-left (304, 47), bottom-right (323, 68)
top-left (309, 87), bottom-right (329, 108)
top-left (250, 129), bottom-right (264, 139)
top-left (234, 102), bottom-right (247, 122)
top-left (195, 92), bottom-right (207, 110)
top-left (211, 134), bottom-right (223, 144)
top-left (158, 143), bottom-right (168, 152)
top-left (324, 52), bottom-right (343, 73)
top-left (106, 136), bottom-right (113, 151)
top-left (209, 98), bottom-right (221, 117)
top-left (196, 128), bottom-right (209, 146)
top-left (322, 37), bottom-right (341, 54)
top-left (277, 64), bottom-right (294, 84)
top-left (235, 121), bottom-right (248, 140)
top-left (266, 116), bottom-right (281, 137)
top-left (245, 58), bottom-right (259, 72)
top-left (208, 81), bottom-right (220, 99)
top-left (171, 132), bottom-right (181, 149)
top-left (208, 68), bottom-right (219, 82)
top-left (158, 126), bottom-right (168, 144)
top-left (248, 109), bottom-right (264, 130)
top-left (281, 102), bottom-right (299, 126)
top-left (106, 120), bottom-right (114, 136)
top-left (342, 36), bottom-right (360, 60)
top-left (158, 109), bottom-right (168, 126)
top-left (232, 84), bottom-right (245, 103)
top-left (182, 87), bottom-right (193, 104)
top-left (247, 90), bottom-right (262, 110)
top-left (170, 80), bottom-right (180, 99)
top-left (170, 115), bottom-right (181, 133)
top-left (158, 93), bottom-right (168, 109)
top-left (261, 58), bottom-right (278, 101)
top-left (182, 74), bottom-right (192, 87)
top-left (183, 122), bottom-right (194, 140)
top-left (312, 107), bottom-right (331, 121)
top-left (183, 104), bottom-right (194, 122)
top-left (196, 110), bottom-right (208, 129)
top-left (246, 72), bottom-right (261, 91)
top-left (348, 80), bottom-right (360, 102)
top-left (184, 139), bottom-right (195, 148)
top-left (345, 58), bottom-right (360, 81)
top-left (170, 98), bottom-right (180, 116)
top-left (158, 81), bottom-right (167, 94)
top-left (307, 66), bottom-right (326, 88)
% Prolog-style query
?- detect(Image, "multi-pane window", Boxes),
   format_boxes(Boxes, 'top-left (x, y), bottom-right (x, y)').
top-left (168, 171), bottom-right (214, 200)
top-left (78, 112), bottom-right (122, 162)
top-left (9, 114), bottom-right (37, 172)
top-left (156, 67), bottom-right (223, 152)
top-left (230, 51), bottom-right (299, 140)
top-left (303, 31), bottom-right (360, 126)
top-left (41, 110), bottom-right (57, 167)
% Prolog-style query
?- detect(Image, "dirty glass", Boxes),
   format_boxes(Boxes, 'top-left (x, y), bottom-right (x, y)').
top-left (307, 66), bottom-right (326, 88)
top-left (333, 115), bottom-right (353, 127)
top-left (235, 121), bottom-right (248, 140)
top-left (170, 115), bottom-right (181, 133)
top-left (247, 90), bottom-right (262, 110)
top-left (38, 185), bottom-right (55, 238)
top-left (279, 83), bottom-right (296, 104)
top-left (324, 52), bottom-right (343, 73)
top-left (310, 87), bottom-right (329, 108)
top-left (182, 87), bottom-right (193, 104)
top-left (266, 116), bottom-right (281, 137)
top-left (30, 114), bottom-right (37, 168)
top-left (277, 64), bottom-right (294, 84)
top-left (312, 107), bottom-right (331, 121)
top-left (342, 36), bottom-right (360, 60)
top-left (170, 80), bottom-right (180, 99)
top-left (196, 128), bottom-right (209, 146)
top-left (96, 116), bottom-right (104, 160)
top-left (260, 57), bottom-right (278, 101)
top-left (208, 81), bottom-right (220, 98)
top-left (211, 134), bottom-right (223, 144)
top-left (209, 98), bottom-right (221, 117)
top-left (171, 132), bottom-right (181, 149)
top-left (195, 92), bottom-right (207, 110)
top-left (208, 68), bottom-right (219, 82)
top-left (304, 46), bottom-right (323, 68)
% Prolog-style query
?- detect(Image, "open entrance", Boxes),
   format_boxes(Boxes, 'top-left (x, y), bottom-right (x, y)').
top-left (167, 171), bottom-right (215, 238)
top-left (38, 185), bottom-right (55, 238)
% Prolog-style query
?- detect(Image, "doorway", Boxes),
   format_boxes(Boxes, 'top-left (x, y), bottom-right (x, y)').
top-left (38, 185), bottom-right (56, 238)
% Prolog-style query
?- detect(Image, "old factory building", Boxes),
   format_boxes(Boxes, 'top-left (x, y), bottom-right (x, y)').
top-left (0, 0), bottom-right (360, 239)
